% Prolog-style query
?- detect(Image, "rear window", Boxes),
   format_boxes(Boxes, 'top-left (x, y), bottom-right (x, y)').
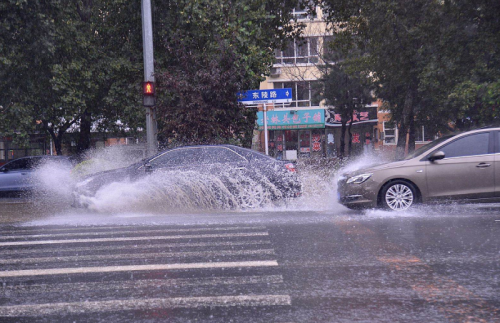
top-left (229, 147), bottom-right (274, 162)
top-left (2, 157), bottom-right (41, 170)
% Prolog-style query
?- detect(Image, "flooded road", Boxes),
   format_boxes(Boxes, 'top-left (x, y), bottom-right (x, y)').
top-left (0, 155), bottom-right (499, 322)
top-left (0, 198), bottom-right (499, 322)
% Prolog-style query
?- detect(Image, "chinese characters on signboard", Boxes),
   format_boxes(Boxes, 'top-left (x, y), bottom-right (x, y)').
top-left (312, 134), bottom-right (322, 152)
top-left (256, 109), bottom-right (325, 130)
top-left (325, 107), bottom-right (377, 126)
top-left (238, 88), bottom-right (293, 104)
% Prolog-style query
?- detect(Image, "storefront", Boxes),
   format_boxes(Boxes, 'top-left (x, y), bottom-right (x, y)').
top-left (324, 106), bottom-right (378, 156)
top-left (256, 109), bottom-right (328, 160)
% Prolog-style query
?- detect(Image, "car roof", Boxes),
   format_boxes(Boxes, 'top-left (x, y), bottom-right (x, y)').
top-left (407, 127), bottom-right (499, 161)
top-left (150, 144), bottom-right (275, 162)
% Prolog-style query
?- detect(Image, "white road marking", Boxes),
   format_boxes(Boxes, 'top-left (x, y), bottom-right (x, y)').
top-left (0, 249), bottom-right (276, 265)
top-left (0, 240), bottom-right (272, 256)
top-left (0, 295), bottom-right (292, 316)
top-left (5, 275), bottom-right (284, 294)
top-left (0, 232), bottom-right (269, 247)
top-left (0, 260), bottom-right (279, 277)
top-left (1, 226), bottom-right (267, 239)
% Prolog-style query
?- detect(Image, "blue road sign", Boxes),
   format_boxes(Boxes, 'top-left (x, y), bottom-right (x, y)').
top-left (237, 88), bottom-right (292, 105)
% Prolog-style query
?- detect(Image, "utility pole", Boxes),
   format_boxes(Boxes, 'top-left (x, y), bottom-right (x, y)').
top-left (141, 0), bottom-right (158, 156)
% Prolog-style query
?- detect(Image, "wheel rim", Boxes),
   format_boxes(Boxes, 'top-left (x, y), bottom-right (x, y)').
top-left (238, 183), bottom-right (264, 208)
top-left (385, 184), bottom-right (414, 211)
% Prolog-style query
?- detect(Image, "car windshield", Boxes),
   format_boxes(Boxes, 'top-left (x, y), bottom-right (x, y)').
top-left (403, 135), bottom-right (455, 160)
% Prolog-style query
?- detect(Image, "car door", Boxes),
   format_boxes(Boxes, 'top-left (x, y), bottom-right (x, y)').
top-left (0, 158), bottom-right (33, 191)
top-left (425, 131), bottom-right (495, 201)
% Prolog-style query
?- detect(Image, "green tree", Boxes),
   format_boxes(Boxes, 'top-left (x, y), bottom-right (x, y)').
top-left (153, 0), bottom-right (304, 147)
top-left (1, 0), bottom-right (307, 154)
top-left (319, 51), bottom-right (373, 158)
top-left (320, 0), bottom-right (446, 159)
top-left (422, 0), bottom-right (500, 130)
top-left (320, 0), bottom-right (500, 159)
top-left (0, 0), bottom-right (144, 156)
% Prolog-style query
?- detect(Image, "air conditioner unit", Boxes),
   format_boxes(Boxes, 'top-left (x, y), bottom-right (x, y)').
top-left (270, 67), bottom-right (281, 78)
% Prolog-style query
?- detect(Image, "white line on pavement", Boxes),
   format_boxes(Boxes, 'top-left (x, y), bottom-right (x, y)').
top-left (0, 232), bottom-right (269, 247)
top-left (0, 260), bottom-right (279, 278)
top-left (7, 225), bottom-right (267, 234)
top-left (5, 275), bottom-right (285, 294)
top-left (1, 226), bottom-right (267, 239)
top-left (0, 294), bottom-right (292, 316)
top-left (0, 249), bottom-right (276, 265)
top-left (0, 240), bottom-right (272, 256)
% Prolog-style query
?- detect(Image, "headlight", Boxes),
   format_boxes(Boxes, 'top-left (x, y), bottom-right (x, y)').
top-left (346, 173), bottom-right (373, 184)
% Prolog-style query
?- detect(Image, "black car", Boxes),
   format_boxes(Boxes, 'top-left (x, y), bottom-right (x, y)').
top-left (73, 145), bottom-right (302, 209)
top-left (0, 156), bottom-right (73, 194)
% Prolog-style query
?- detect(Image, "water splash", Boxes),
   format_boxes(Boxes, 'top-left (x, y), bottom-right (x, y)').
top-left (81, 170), bottom-right (238, 213)
top-left (29, 148), bottom-right (393, 216)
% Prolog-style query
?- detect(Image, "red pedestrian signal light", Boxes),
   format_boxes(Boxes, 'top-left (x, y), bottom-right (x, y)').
top-left (143, 82), bottom-right (155, 96)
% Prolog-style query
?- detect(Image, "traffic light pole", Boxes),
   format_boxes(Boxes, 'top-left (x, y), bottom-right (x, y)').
top-left (141, 0), bottom-right (158, 156)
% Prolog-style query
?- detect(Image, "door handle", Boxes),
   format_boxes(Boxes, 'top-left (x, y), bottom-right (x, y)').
top-left (476, 163), bottom-right (491, 168)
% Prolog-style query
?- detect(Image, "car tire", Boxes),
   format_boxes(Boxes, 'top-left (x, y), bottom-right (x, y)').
top-left (237, 180), bottom-right (267, 209)
top-left (380, 180), bottom-right (417, 211)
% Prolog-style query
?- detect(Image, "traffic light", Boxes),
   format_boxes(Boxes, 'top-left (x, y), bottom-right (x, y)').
top-left (143, 81), bottom-right (155, 96)
top-left (143, 81), bottom-right (155, 107)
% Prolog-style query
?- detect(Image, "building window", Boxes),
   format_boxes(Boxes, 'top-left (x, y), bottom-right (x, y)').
top-left (322, 36), bottom-right (336, 62)
top-left (274, 81), bottom-right (320, 107)
top-left (274, 37), bottom-right (319, 65)
top-left (291, 2), bottom-right (317, 20)
top-left (383, 121), bottom-right (397, 145)
top-left (414, 126), bottom-right (434, 142)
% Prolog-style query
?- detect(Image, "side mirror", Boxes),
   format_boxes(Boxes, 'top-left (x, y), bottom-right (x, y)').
top-left (144, 163), bottom-right (153, 173)
top-left (429, 151), bottom-right (445, 162)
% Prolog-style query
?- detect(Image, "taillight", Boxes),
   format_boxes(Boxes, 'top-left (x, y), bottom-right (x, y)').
top-left (284, 163), bottom-right (296, 173)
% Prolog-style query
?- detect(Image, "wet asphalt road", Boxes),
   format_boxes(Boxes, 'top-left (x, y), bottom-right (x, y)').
top-left (0, 200), bottom-right (499, 322)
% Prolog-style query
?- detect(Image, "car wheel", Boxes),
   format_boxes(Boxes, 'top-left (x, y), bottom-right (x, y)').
top-left (237, 181), bottom-right (266, 209)
top-left (381, 180), bottom-right (416, 211)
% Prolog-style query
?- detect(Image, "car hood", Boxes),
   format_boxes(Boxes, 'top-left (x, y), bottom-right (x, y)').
top-left (343, 160), bottom-right (409, 177)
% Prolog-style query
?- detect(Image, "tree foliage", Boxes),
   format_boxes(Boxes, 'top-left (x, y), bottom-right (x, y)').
top-left (319, 50), bottom-right (373, 158)
top-left (0, 0), bottom-right (145, 155)
top-left (156, 37), bottom-right (257, 147)
top-left (1, 0), bottom-right (305, 154)
top-left (319, 0), bottom-right (500, 158)
top-left (153, 0), bottom-right (303, 147)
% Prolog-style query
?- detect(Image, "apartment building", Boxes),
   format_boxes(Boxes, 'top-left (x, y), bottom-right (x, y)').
top-left (254, 6), bottom-right (433, 160)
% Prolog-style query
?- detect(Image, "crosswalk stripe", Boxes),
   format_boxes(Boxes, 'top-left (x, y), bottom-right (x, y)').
top-left (0, 249), bottom-right (276, 265)
top-left (0, 240), bottom-right (272, 256)
top-left (0, 260), bottom-right (279, 278)
top-left (0, 295), bottom-right (292, 316)
top-left (0, 232), bottom-right (269, 247)
top-left (4, 275), bottom-right (285, 294)
top-left (6, 225), bottom-right (267, 234)
top-left (1, 226), bottom-right (267, 239)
